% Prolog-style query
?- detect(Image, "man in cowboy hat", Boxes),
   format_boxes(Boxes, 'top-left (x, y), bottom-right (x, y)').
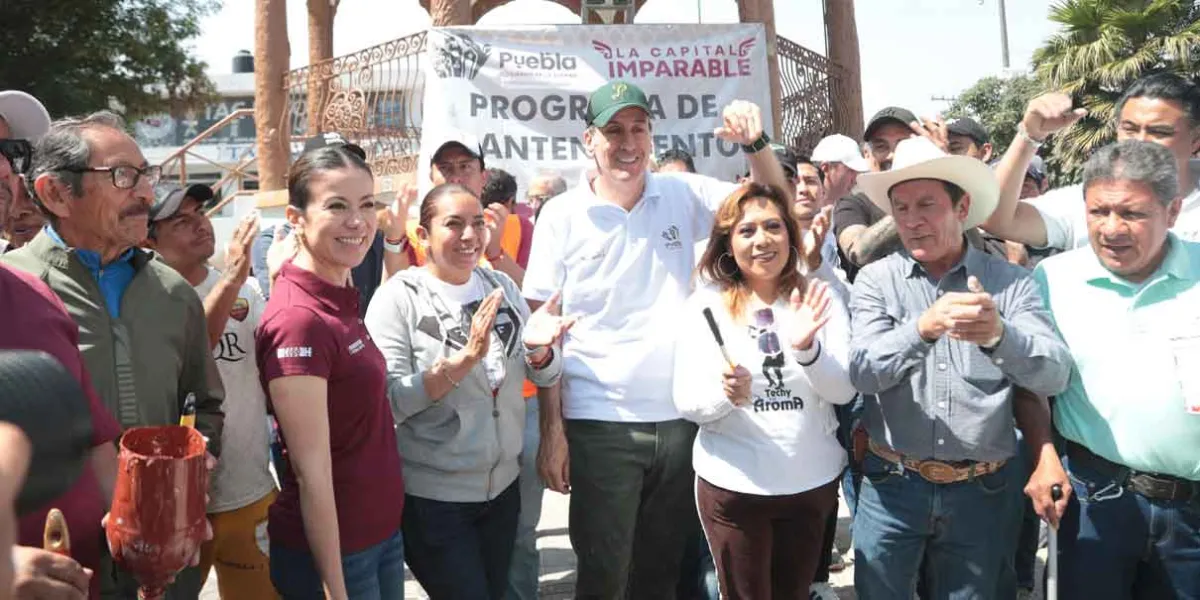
top-left (847, 136), bottom-right (1073, 597)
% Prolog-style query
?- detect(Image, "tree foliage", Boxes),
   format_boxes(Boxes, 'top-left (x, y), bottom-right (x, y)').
top-left (0, 0), bottom-right (220, 122)
top-left (1032, 0), bottom-right (1200, 180)
top-left (946, 74), bottom-right (1044, 158)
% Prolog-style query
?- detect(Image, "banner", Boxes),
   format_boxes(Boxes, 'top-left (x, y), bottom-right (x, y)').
top-left (418, 24), bottom-right (774, 195)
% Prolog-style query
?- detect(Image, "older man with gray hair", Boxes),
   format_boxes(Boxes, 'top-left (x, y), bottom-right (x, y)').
top-left (1, 111), bottom-right (223, 600)
top-left (1033, 140), bottom-right (1200, 599)
top-left (524, 171), bottom-right (566, 222)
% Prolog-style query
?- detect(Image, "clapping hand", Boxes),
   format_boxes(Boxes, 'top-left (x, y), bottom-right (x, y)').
top-left (379, 183), bottom-right (416, 241)
top-left (788, 279), bottom-right (832, 351)
top-left (224, 213), bottom-right (259, 286)
top-left (801, 207), bottom-right (833, 272)
top-left (463, 290), bottom-right (503, 362)
top-left (523, 291), bottom-right (576, 349)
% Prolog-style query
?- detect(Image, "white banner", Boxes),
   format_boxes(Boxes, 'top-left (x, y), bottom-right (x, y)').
top-left (418, 24), bottom-right (774, 195)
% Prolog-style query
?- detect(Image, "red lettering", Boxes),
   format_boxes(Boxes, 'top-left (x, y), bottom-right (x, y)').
top-left (673, 60), bottom-right (688, 77)
top-left (738, 58), bottom-right (751, 76)
top-left (655, 61), bottom-right (672, 77)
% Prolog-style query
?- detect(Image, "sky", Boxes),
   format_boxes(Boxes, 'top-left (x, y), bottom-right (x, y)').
top-left (191, 0), bottom-right (1061, 126)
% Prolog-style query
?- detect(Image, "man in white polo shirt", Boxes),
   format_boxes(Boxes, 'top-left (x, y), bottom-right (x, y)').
top-left (984, 72), bottom-right (1200, 248)
top-left (522, 80), bottom-right (788, 598)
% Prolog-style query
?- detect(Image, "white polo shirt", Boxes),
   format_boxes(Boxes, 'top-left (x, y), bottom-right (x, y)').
top-left (523, 171), bottom-right (737, 422)
top-left (1029, 159), bottom-right (1200, 249)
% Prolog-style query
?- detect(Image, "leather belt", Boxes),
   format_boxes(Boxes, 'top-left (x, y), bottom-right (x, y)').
top-left (868, 438), bottom-right (1006, 485)
top-left (1066, 441), bottom-right (1198, 503)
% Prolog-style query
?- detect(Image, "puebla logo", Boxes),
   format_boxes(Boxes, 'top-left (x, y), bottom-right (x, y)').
top-left (433, 33), bottom-right (492, 80)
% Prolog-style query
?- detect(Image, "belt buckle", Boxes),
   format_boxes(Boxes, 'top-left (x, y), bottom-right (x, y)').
top-left (918, 461), bottom-right (959, 484)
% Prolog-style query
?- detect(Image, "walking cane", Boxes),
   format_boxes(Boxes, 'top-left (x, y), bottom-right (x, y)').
top-left (1047, 484), bottom-right (1063, 600)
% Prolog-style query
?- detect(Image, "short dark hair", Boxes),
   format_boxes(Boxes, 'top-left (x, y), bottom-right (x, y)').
top-left (287, 146), bottom-right (373, 210)
top-left (1116, 72), bottom-right (1200, 128)
top-left (657, 148), bottom-right (696, 173)
top-left (794, 155), bottom-right (824, 184)
top-left (481, 168), bottom-right (517, 207)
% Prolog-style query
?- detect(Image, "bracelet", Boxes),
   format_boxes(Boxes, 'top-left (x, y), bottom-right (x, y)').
top-left (740, 133), bottom-right (771, 154)
top-left (383, 236), bottom-right (409, 254)
top-left (526, 346), bottom-right (553, 370)
top-left (439, 365), bottom-right (460, 388)
top-left (485, 248), bottom-right (504, 263)
top-left (1017, 123), bottom-right (1045, 149)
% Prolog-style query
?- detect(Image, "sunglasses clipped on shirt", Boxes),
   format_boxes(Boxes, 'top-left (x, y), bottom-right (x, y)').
top-left (0, 139), bottom-right (32, 175)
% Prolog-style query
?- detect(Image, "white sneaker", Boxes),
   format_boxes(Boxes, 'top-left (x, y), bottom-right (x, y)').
top-left (809, 581), bottom-right (839, 600)
top-left (828, 547), bottom-right (849, 572)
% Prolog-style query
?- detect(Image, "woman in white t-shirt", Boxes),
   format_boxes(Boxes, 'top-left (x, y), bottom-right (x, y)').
top-left (673, 182), bottom-right (856, 599)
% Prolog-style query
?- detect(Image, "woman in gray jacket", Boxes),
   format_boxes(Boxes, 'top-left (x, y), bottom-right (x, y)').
top-left (364, 183), bottom-right (571, 599)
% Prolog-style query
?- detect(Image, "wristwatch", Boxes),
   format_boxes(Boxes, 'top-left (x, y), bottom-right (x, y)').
top-left (740, 133), bottom-right (771, 154)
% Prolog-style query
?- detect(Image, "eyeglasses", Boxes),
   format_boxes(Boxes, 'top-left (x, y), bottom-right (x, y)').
top-left (65, 164), bottom-right (162, 190)
top-left (0, 139), bottom-right (32, 174)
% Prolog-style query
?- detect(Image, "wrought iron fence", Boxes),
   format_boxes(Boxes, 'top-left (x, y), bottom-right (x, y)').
top-left (282, 31), bottom-right (428, 177)
top-left (283, 29), bottom-right (844, 173)
top-left (776, 35), bottom-right (846, 155)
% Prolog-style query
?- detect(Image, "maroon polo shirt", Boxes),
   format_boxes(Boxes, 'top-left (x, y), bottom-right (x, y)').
top-left (2, 264), bottom-right (120, 600)
top-left (255, 261), bottom-right (404, 553)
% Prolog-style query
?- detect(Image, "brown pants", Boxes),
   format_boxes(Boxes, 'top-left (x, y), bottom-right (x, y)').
top-left (696, 476), bottom-right (838, 600)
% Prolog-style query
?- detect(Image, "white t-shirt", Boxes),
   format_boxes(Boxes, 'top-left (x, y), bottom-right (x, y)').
top-left (1030, 159), bottom-right (1200, 249)
top-left (672, 275), bottom-right (855, 495)
top-left (421, 269), bottom-right (508, 391)
top-left (523, 171), bottom-right (738, 422)
top-left (194, 268), bottom-right (276, 513)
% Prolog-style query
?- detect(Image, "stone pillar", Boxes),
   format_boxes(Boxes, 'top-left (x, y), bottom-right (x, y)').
top-left (826, 0), bottom-right (864, 140)
top-left (429, 0), bottom-right (471, 25)
top-left (255, 0), bottom-right (290, 193)
top-left (737, 0), bottom-right (782, 139)
top-left (306, 0), bottom-right (337, 135)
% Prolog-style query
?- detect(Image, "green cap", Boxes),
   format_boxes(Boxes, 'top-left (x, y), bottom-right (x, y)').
top-left (586, 80), bottom-right (652, 127)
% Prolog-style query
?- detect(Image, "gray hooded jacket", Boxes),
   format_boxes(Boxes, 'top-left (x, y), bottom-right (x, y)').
top-left (365, 266), bottom-right (561, 502)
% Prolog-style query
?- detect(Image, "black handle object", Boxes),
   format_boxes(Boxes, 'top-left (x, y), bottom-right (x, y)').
top-left (702, 307), bottom-right (736, 368)
top-left (0, 350), bottom-right (94, 516)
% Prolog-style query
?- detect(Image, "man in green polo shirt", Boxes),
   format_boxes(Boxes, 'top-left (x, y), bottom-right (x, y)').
top-left (1033, 139), bottom-right (1200, 598)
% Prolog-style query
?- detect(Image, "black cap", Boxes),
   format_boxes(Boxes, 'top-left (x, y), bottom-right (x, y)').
top-left (864, 106), bottom-right (918, 142)
top-left (302, 132), bottom-right (367, 162)
top-left (771, 143), bottom-right (798, 178)
top-left (946, 117), bottom-right (990, 146)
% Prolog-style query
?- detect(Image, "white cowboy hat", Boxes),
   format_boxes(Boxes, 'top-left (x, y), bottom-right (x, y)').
top-left (858, 136), bottom-right (999, 229)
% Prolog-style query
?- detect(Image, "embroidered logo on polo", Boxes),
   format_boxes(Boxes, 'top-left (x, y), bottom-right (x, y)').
top-left (746, 307), bottom-right (805, 413)
top-left (348, 339), bottom-right (366, 355)
top-left (661, 224), bottom-right (683, 250)
top-left (276, 346), bottom-right (312, 359)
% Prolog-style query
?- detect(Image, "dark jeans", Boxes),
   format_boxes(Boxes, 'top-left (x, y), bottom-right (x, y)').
top-left (269, 528), bottom-right (405, 600)
top-left (1013, 431), bottom-right (1040, 592)
top-left (402, 482), bottom-right (521, 600)
top-left (1059, 452), bottom-right (1200, 599)
top-left (853, 452), bottom-right (1021, 599)
top-left (566, 418), bottom-right (698, 599)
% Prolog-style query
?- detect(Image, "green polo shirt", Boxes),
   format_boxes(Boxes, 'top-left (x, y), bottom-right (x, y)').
top-left (1034, 233), bottom-right (1200, 481)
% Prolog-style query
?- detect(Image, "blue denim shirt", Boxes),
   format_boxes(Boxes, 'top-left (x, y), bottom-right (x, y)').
top-left (44, 225), bottom-right (136, 319)
top-left (848, 242), bottom-right (1073, 462)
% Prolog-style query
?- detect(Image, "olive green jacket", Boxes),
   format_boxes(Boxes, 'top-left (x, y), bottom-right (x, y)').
top-left (2, 231), bottom-right (224, 455)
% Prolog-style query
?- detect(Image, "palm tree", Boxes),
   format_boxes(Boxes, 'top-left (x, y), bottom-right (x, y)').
top-left (1033, 0), bottom-right (1200, 180)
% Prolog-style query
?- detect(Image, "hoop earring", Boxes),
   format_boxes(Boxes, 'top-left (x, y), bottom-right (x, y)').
top-left (716, 252), bottom-right (738, 279)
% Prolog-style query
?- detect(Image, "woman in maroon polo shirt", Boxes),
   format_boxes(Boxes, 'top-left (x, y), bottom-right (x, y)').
top-left (255, 146), bottom-right (405, 600)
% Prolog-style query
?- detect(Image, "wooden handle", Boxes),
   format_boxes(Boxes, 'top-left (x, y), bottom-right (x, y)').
top-left (43, 508), bottom-right (70, 557)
